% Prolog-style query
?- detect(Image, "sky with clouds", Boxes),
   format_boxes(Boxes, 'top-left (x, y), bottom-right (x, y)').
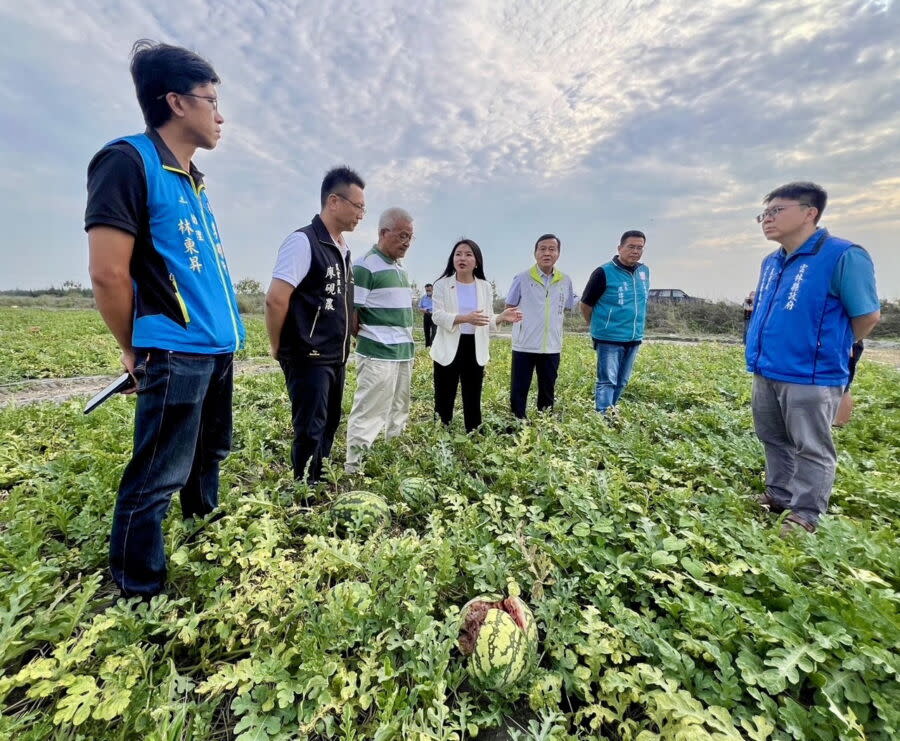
top-left (1, 0), bottom-right (897, 300)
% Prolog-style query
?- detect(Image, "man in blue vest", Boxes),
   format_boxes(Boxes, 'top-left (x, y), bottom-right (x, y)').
top-left (85, 40), bottom-right (246, 598)
top-left (580, 231), bottom-right (650, 413)
top-left (746, 182), bottom-right (880, 535)
top-left (265, 167), bottom-right (365, 483)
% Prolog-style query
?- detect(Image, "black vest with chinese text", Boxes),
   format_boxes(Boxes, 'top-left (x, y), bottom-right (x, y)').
top-left (278, 215), bottom-right (354, 364)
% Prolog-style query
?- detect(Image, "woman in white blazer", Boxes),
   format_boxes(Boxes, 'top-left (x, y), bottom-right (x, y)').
top-left (430, 239), bottom-right (521, 432)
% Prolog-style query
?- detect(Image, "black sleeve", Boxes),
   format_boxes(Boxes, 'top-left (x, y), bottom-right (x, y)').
top-left (84, 143), bottom-right (147, 235)
top-left (580, 267), bottom-right (607, 307)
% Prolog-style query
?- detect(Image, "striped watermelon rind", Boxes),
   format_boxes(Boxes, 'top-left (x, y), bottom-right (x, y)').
top-left (398, 477), bottom-right (435, 510)
top-left (332, 491), bottom-right (390, 535)
top-left (458, 593), bottom-right (538, 689)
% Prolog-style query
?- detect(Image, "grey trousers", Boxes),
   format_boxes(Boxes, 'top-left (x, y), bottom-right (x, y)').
top-left (751, 374), bottom-right (843, 525)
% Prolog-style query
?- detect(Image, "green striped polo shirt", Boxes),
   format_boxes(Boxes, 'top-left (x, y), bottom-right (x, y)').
top-left (352, 246), bottom-right (415, 360)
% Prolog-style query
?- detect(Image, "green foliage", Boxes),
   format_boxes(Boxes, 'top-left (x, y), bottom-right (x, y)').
top-left (0, 309), bottom-right (271, 382)
top-left (0, 309), bottom-right (121, 383)
top-left (234, 278), bottom-right (264, 295)
top-left (0, 328), bottom-right (897, 739)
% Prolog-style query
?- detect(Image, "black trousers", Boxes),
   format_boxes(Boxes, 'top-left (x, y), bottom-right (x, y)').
top-left (279, 358), bottom-right (346, 482)
top-left (434, 334), bottom-right (484, 432)
top-left (510, 351), bottom-right (560, 418)
top-left (423, 313), bottom-right (436, 347)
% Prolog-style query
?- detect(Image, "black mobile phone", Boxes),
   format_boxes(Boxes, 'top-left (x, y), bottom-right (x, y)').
top-left (83, 373), bottom-right (137, 415)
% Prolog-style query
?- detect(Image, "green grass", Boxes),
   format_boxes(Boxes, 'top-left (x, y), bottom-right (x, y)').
top-left (0, 323), bottom-right (898, 738)
top-left (2, 301), bottom-right (898, 386)
top-left (0, 309), bottom-right (271, 384)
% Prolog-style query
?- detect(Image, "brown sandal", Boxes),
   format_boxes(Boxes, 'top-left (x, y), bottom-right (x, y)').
top-left (780, 512), bottom-right (816, 536)
top-left (757, 492), bottom-right (786, 514)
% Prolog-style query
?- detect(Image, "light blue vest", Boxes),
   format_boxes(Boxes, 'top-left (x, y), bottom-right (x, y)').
top-left (118, 134), bottom-right (245, 354)
top-left (590, 261), bottom-right (650, 342)
top-left (746, 229), bottom-right (855, 386)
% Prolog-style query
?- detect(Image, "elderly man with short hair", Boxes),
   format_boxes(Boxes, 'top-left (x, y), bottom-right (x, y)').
top-left (345, 208), bottom-right (416, 472)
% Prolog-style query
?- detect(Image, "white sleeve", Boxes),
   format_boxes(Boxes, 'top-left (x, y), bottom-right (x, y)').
top-left (431, 279), bottom-right (457, 331)
top-left (271, 231), bottom-right (312, 288)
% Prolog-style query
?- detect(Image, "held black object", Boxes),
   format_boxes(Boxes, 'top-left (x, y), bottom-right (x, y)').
top-left (83, 373), bottom-right (136, 415)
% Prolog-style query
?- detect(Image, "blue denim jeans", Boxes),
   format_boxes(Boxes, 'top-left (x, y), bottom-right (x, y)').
top-left (110, 350), bottom-right (234, 597)
top-left (594, 340), bottom-right (641, 412)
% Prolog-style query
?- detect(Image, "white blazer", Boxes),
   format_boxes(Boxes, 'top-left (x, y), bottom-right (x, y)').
top-left (429, 276), bottom-right (499, 367)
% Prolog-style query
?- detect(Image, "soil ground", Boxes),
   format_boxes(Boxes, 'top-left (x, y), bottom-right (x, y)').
top-left (0, 359), bottom-right (279, 408)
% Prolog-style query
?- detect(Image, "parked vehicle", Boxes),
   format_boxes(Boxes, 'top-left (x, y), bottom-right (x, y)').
top-left (648, 288), bottom-right (702, 304)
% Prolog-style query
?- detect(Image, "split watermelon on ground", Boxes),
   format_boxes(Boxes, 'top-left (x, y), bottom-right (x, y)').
top-left (457, 593), bottom-right (538, 690)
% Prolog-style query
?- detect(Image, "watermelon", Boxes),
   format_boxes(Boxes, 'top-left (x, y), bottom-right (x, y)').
top-left (398, 476), bottom-right (435, 511)
top-left (332, 490), bottom-right (390, 535)
top-left (458, 594), bottom-right (538, 689)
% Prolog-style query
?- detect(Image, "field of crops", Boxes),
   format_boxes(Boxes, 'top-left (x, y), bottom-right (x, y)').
top-left (0, 308), bottom-right (898, 740)
top-left (0, 309), bottom-right (272, 384)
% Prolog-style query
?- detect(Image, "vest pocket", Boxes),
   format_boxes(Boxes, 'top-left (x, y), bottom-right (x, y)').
top-left (169, 274), bottom-right (191, 324)
top-left (309, 306), bottom-right (321, 339)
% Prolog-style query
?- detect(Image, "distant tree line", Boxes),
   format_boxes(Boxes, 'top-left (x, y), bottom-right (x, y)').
top-left (2, 283), bottom-right (898, 339)
top-left (1, 281), bottom-right (93, 297)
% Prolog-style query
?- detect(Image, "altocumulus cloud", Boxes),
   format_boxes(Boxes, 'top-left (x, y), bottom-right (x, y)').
top-left (0, 0), bottom-right (897, 298)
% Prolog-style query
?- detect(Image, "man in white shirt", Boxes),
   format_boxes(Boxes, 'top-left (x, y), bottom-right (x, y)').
top-left (265, 166), bottom-right (366, 483)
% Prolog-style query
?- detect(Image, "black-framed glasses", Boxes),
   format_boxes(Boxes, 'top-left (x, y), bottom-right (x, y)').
top-left (333, 192), bottom-right (366, 214)
top-left (756, 203), bottom-right (810, 223)
top-left (156, 92), bottom-right (219, 110)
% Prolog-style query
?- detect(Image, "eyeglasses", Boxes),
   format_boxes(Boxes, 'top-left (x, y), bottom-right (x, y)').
top-left (756, 203), bottom-right (810, 223)
top-left (333, 192), bottom-right (366, 214)
top-left (156, 92), bottom-right (219, 110)
top-left (389, 229), bottom-right (415, 242)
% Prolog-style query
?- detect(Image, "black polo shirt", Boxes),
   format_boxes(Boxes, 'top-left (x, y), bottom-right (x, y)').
top-left (581, 256), bottom-right (639, 307)
top-left (84, 129), bottom-right (207, 327)
top-left (84, 127), bottom-right (204, 237)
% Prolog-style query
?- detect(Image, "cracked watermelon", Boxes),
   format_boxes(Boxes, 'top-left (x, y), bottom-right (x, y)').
top-left (458, 594), bottom-right (538, 689)
top-left (332, 491), bottom-right (390, 535)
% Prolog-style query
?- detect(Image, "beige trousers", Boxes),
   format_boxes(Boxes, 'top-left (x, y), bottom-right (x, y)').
top-left (345, 356), bottom-right (413, 471)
